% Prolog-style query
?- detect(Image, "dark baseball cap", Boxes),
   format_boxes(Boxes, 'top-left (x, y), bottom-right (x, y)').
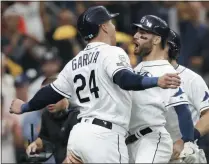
top-left (85, 6), bottom-right (119, 25)
top-left (77, 6), bottom-right (119, 40)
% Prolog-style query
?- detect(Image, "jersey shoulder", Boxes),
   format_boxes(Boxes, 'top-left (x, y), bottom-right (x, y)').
top-left (100, 45), bottom-right (127, 56)
top-left (135, 61), bottom-right (177, 76)
top-left (178, 65), bottom-right (202, 81)
top-left (98, 45), bottom-right (130, 65)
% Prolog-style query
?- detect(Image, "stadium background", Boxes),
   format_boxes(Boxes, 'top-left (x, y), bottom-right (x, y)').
top-left (1, 1), bottom-right (209, 163)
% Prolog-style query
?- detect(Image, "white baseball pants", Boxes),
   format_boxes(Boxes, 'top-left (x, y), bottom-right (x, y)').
top-left (128, 126), bottom-right (173, 163)
top-left (67, 118), bottom-right (129, 163)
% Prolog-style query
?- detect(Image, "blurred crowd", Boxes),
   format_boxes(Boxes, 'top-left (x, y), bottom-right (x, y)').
top-left (1, 1), bottom-right (209, 163)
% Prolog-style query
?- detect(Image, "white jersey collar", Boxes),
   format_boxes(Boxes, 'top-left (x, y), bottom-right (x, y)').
top-left (175, 64), bottom-right (186, 74)
top-left (140, 60), bottom-right (170, 67)
top-left (84, 42), bottom-right (108, 50)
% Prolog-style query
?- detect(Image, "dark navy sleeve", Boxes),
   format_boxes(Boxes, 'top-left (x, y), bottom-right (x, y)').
top-left (21, 85), bottom-right (64, 113)
top-left (174, 104), bottom-right (194, 142)
top-left (113, 69), bottom-right (158, 91)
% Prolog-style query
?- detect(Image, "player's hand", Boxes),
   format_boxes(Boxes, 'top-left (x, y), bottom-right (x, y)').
top-left (158, 73), bottom-right (181, 89)
top-left (63, 151), bottom-right (83, 164)
top-left (9, 99), bottom-right (25, 114)
top-left (171, 139), bottom-right (184, 160)
top-left (180, 142), bottom-right (199, 163)
top-left (26, 142), bottom-right (38, 156)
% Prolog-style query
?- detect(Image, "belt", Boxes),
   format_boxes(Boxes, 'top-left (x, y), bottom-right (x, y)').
top-left (78, 118), bottom-right (112, 130)
top-left (125, 127), bottom-right (153, 145)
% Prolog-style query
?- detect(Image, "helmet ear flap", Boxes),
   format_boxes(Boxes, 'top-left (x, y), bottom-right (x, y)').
top-left (83, 21), bottom-right (100, 41)
top-left (78, 13), bottom-right (100, 41)
top-left (160, 38), bottom-right (167, 49)
top-left (168, 42), bottom-right (179, 60)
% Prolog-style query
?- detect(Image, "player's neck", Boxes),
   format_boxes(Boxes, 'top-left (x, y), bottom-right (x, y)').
top-left (170, 60), bottom-right (178, 68)
top-left (89, 35), bottom-right (111, 45)
top-left (142, 48), bottom-right (165, 61)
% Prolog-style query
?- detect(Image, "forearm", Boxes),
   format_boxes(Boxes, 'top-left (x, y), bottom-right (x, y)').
top-left (174, 104), bottom-right (194, 142)
top-left (113, 69), bottom-right (158, 91)
top-left (21, 85), bottom-right (64, 113)
top-left (195, 109), bottom-right (209, 137)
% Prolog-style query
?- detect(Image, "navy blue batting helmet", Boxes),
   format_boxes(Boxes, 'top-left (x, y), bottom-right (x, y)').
top-left (77, 6), bottom-right (119, 41)
top-left (168, 29), bottom-right (181, 59)
top-left (132, 15), bottom-right (170, 39)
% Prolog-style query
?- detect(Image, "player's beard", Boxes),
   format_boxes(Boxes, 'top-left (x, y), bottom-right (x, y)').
top-left (134, 40), bottom-right (153, 57)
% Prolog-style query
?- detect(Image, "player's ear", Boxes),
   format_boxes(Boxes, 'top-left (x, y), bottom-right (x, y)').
top-left (100, 22), bottom-right (108, 34)
top-left (153, 36), bottom-right (161, 45)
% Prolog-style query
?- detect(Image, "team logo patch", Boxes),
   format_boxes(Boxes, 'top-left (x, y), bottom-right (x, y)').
top-left (117, 55), bottom-right (131, 68)
top-left (137, 71), bottom-right (152, 77)
top-left (119, 55), bottom-right (126, 62)
top-left (172, 88), bottom-right (184, 97)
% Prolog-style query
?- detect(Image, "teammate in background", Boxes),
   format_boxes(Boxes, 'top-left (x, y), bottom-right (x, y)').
top-left (9, 6), bottom-right (181, 163)
top-left (166, 29), bottom-right (208, 163)
top-left (126, 15), bottom-right (194, 163)
top-left (26, 76), bottom-right (79, 164)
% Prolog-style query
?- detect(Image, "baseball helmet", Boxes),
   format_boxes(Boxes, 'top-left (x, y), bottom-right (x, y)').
top-left (132, 15), bottom-right (170, 39)
top-left (77, 6), bottom-right (119, 41)
top-left (168, 29), bottom-right (181, 59)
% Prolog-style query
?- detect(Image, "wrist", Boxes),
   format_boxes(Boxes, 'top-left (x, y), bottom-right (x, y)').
top-left (141, 77), bottom-right (159, 89)
top-left (153, 77), bottom-right (159, 86)
top-left (21, 103), bottom-right (30, 113)
top-left (181, 137), bottom-right (194, 143)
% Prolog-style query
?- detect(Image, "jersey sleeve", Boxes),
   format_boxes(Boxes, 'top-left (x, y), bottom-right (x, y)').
top-left (51, 63), bottom-right (73, 99)
top-left (190, 75), bottom-right (209, 113)
top-left (102, 47), bottom-right (133, 80)
top-left (164, 87), bottom-right (189, 110)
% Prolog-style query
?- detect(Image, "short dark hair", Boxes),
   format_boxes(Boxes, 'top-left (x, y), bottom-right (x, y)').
top-left (41, 75), bottom-right (57, 86)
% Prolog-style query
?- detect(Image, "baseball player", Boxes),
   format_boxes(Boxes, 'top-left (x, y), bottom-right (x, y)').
top-left (165, 29), bottom-right (208, 163)
top-left (126, 15), bottom-right (195, 163)
top-left (9, 6), bottom-right (181, 163)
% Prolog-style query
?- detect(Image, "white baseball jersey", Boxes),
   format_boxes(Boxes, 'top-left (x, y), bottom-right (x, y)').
top-left (51, 42), bottom-right (133, 130)
top-left (129, 60), bottom-right (188, 133)
top-left (175, 65), bottom-right (209, 125)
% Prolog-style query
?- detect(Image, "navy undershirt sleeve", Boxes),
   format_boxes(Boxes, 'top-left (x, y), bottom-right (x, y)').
top-left (113, 69), bottom-right (159, 91)
top-left (21, 85), bottom-right (64, 113)
top-left (174, 104), bottom-right (194, 142)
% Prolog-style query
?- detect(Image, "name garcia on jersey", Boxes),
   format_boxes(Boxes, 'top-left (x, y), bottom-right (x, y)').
top-left (72, 51), bottom-right (100, 71)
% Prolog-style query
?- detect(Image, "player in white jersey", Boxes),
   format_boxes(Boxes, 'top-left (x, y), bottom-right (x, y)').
top-left (165, 29), bottom-right (208, 163)
top-left (126, 15), bottom-right (195, 163)
top-left (9, 7), bottom-right (181, 163)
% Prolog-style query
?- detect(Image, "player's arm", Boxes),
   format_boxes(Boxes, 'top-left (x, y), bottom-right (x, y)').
top-left (104, 48), bottom-right (180, 91)
top-left (113, 70), bottom-right (180, 90)
top-left (10, 64), bottom-right (73, 114)
top-left (174, 104), bottom-right (194, 142)
top-left (190, 76), bottom-right (209, 139)
top-left (166, 88), bottom-right (194, 160)
top-left (166, 88), bottom-right (194, 142)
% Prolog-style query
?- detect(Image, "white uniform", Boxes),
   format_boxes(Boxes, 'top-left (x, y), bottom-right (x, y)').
top-left (176, 65), bottom-right (209, 125)
top-left (51, 42), bottom-right (132, 163)
top-left (166, 65), bottom-right (208, 163)
top-left (128, 60), bottom-right (189, 163)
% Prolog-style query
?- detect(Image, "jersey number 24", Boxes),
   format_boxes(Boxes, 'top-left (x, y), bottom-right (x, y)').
top-left (74, 70), bottom-right (99, 103)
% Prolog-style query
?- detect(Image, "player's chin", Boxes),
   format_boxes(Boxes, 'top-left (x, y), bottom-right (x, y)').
top-left (134, 49), bottom-right (142, 56)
